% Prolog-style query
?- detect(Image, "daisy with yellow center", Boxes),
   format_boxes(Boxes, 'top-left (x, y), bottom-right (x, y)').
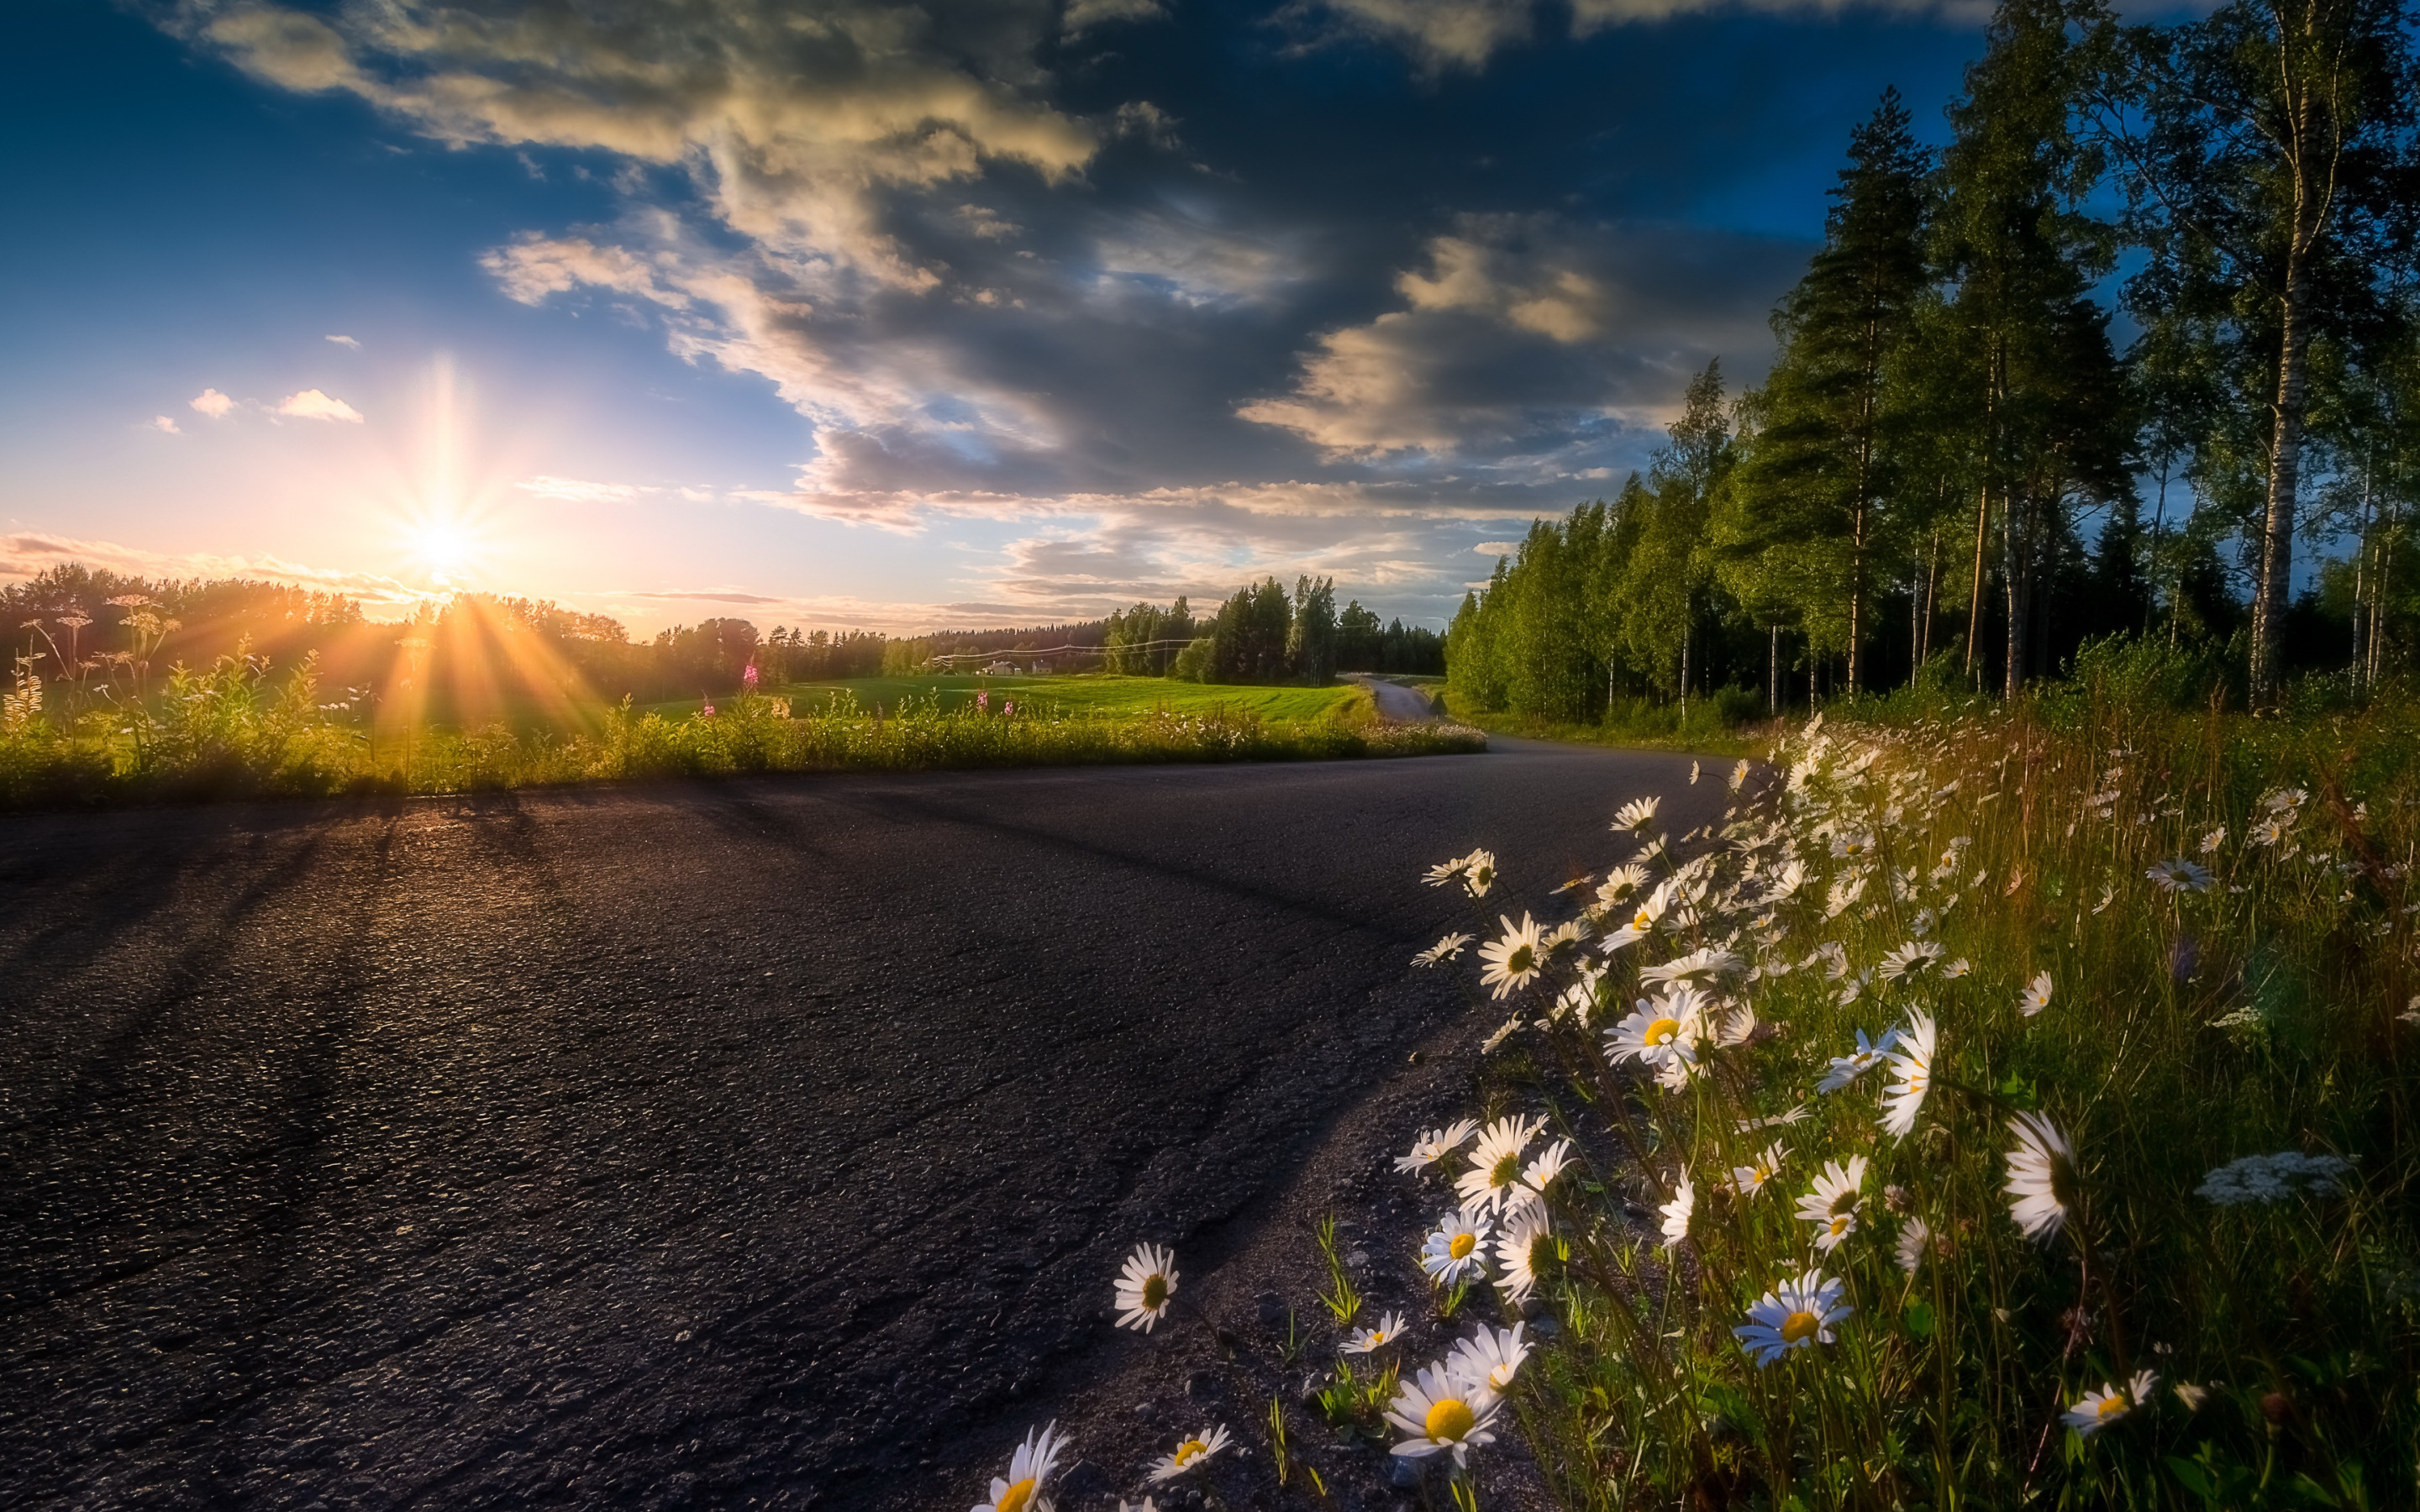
top-left (1448, 1321), bottom-right (1530, 1392)
top-left (2061, 1370), bottom-right (2157, 1437)
top-left (2018, 971), bottom-right (2054, 1016)
top-left (1113, 1242), bottom-right (1179, 1332)
top-left (1604, 985), bottom-right (1707, 1080)
top-left (1730, 1142), bottom-right (1786, 1197)
top-left (1145, 1423), bottom-right (1232, 1483)
top-left (973, 1420), bottom-right (1067, 1512)
top-left (1734, 1268), bottom-right (1852, 1367)
top-left (1816, 1028), bottom-right (1897, 1092)
top-left (1878, 1010), bottom-right (1936, 1139)
top-left (1611, 795), bottom-right (1661, 834)
top-left (1343, 1310), bottom-right (1409, 1354)
top-left (1394, 1119), bottom-right (1480, 1174)
top-left (1492, 1199), bottom-right (1553, 1305)
top-left (1793, 1157), bottom-right (1868, 1253)
top-left (1384, 1362), bottom-right (1501, 1467)
top-left (1453, 1114), bottom-right (1544, 1215)
top-left (1659, 1172), bottom-right (1695, 1249)
top-left (1476, 913), bottom-right (1547, 1000)
top-left (1420, 1210), bottom-right (1493, 1286)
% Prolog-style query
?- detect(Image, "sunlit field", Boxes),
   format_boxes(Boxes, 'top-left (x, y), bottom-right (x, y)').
top-left (647, 674), bottom-right (1366, 724)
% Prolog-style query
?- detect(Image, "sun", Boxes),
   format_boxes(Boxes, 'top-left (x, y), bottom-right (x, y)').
top-left (404, 513), bottom-right (487, 586)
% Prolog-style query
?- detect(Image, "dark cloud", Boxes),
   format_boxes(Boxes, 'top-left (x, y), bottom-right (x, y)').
top-left (170, 0), bottom-right (1986, 619)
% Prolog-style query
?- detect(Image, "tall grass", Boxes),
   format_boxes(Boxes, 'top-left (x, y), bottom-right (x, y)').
top-left (1404, 690), bottom-right (2420, 1509)
top-left (0, 652), bottom-right (1485, 808)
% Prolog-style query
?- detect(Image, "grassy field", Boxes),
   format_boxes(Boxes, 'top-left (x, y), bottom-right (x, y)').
top-left (642, 674), bottom-right (1366, 723)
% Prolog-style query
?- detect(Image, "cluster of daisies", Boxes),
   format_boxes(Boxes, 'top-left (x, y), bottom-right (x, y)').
top-left (1393, 716), bottom-right (2354, 1458)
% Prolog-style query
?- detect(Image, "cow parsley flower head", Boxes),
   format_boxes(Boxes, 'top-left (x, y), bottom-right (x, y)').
top-left (2196, 1151), bottom-right (2351, 1206)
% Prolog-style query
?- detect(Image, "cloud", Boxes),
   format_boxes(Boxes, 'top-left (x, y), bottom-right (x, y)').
top-left (625, 590), bottom-right (787, 604)
top-left (0, 531), bottom-right (421, 604)
top-left (149, 416), bottom-right (182, 434)
top-left (1475, 540), bottom-right (1515, 554)
top-left (326, 333), bottom-right (361, 349)
top-left (1239, 213), bottom-right (1804, 458)
top-left (187, 0), bottom-right (1107, 291)
top-left (518, 475), bottom-right (645, 503)
top-left (190, 387), bottom-right (234, 418)
top-left (1297, 0), bottom-right (1537, 70)
top-left (276, 388), bottom-right (365, 422)
top-left (1064, 0), bottom-right (1171, 34)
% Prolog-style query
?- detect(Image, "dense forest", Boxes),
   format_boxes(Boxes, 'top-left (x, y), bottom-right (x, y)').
top-left (1452, 0), bottom-right (2417, 722)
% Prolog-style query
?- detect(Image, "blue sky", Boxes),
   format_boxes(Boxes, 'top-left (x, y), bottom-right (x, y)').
top-left (4, 0), bottom-right (2010, 633)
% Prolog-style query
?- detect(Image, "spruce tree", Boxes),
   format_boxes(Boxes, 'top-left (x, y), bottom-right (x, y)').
top-left (1723, 89), bottom-right (1933, 694)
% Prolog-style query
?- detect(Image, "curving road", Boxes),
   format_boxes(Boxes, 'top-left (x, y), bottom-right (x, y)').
top-left (0, 741), bottom-right (1724, 1510)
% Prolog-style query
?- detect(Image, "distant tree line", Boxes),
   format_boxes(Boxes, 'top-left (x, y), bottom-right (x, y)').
top-left (1451, 0), bottom-right (2418, 720)
top-left (1092, 579), bottom-right (1444, 685)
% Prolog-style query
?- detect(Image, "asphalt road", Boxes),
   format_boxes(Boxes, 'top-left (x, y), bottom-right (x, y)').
top-left (0, 741), bottom-right (1723, 1510)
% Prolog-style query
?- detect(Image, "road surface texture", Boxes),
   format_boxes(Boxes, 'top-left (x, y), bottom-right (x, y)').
top-left (1342, 675), bottom-right (1440, 722)
top-left (0, 741), bottom-right (1725, 1510)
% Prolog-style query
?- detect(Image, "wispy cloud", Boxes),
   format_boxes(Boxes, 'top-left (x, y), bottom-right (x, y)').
top-left (0, 531), bottom-right (421, 604)
top-left (190, 387), bottom-right (234, 418)
top-left (149, 416), bottom-right (182, 434)
top-left (518, 475), bottom-right (644, 503)
top-left (325, 333), bottom-right (361, 349)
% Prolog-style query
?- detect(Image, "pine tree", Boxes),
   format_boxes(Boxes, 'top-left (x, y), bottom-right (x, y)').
top-left (1722, 89), bottom-right (1933, 694)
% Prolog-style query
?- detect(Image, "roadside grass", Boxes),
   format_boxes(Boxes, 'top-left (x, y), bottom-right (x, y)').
top-left (1442, 686), bottom-right (1766, 758)
top-left (1379, 685), bottom-right (2420, 1508)
top-left (0, 654), bottom-right (1477, 808)
top-left (640, 673), bottom-right (1365, 724)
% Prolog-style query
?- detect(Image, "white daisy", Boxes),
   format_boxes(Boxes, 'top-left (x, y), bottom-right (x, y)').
top-left (2062, 1371), bottom-right (2157, 1437)
top-left (1640, 947), bottom-right (1746, 989)
top-left (1879, 1010), bottom-right (1936, 1139)
top-left (1552, 969), bottom-right (1606, 1024)
top-left (1690, 760), bottom-right (1702, 785)
top-left (1420, 1210), bottom-right (1493, 1286)
top-left (1599, 881), bottom-right (1673, 953)
top-left (1659, 1173), bottom-right (1695, 1248)
top-left (2005, 1112), bottom-right (2076, 1242)
top-left (1385, 1362), bottom-right (1501, 1467)
top-left (1522, 1139), bottom-right (1576, 1195)
top-left (1733, 1268), bottom-right (1852, 1367)
top-left (1731, 1142), bottom-right (1786, 1197)
top-left (1448, 1321), bottom-right (1530, 1393)
top-left (1877, 939), bottom-right (1947, 981)
top-left (974, 1420), bottom-right (1068, 1512)
top-left (1594, 864), bottom-right (1651, 911)
top-left (1829, 831), bottom-right (1877, 861)
top-left (1146, 1424), bottom-right (1233, 1483)
top-left (2018, 971), bottom-right (2053, 1017)
top-left (1422, 856), bottom-right (1469, 886)
top-left (1394, 1120), bottom-right (1481, 1174)
top-left (1480, 1016), bottom-right (1523, 1053)
top-left (1943, 956), bottom-right (1972, 978)
top-left (1894, 1217), bottom-right (1931, 1275)
top-left (1412, 932), bottom-right (1474, 968)
top-left (1729, 759), bottom-right (1750, 792)
top-left (1603, 984), bottom-right (1711, 1079)
top-left (1816, 1029), bottom-right (1897, 1092)
top-left (1492, 1200), bottom-right (1554, 1305)
top-left (1113, 1243), bottom-right (1179, 1332)
top-left (1343, 1310), bottom-right (1410, 1354)
top-left (1455, 1115), bottom-right (1544, 1215)
top-left (1794, 1157), bottom-right (1867, 1253)
top-left (2145, 858), bottom-right (2214, 893)
top-left (1476, 914), bottom-right (1547, 1000)
top-left (1611, 795), bottom-right (1662, 833)
top-left (1463, 849), bottom-right (1498, 898)
top-left (2199, 826), bottom-right (2226, 853)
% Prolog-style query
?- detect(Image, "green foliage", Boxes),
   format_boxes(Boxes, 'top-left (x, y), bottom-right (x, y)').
top-left (1313, 1215), bottom-right (1363, 1327)
top-left (1413, 689), bottom-right (2420, 1508)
